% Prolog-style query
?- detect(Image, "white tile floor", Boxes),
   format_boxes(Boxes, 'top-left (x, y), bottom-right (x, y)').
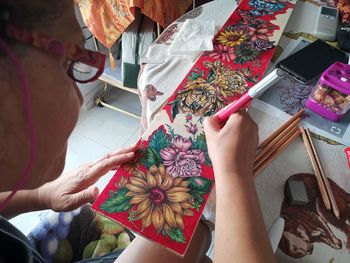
top-left (10, 88), bottom-right (142, 235)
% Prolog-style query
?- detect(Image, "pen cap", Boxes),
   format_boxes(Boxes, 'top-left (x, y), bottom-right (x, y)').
top-left (306, 62), bottom-right (350, 121)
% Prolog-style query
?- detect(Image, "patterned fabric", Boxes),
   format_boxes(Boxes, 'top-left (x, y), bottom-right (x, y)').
top-left (76, 0), bottom-right (193, 48)
top-left (92, 0), bottom-right (296, 255)
top-left (27, 205), bottom-right (133, 263)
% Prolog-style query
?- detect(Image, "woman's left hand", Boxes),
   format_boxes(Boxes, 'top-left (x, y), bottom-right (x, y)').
top-left (37, 144), bottom-right (138, 212)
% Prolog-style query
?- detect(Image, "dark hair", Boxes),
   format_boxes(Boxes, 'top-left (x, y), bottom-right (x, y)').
top-left (0, 0), bottom-right (64, 56)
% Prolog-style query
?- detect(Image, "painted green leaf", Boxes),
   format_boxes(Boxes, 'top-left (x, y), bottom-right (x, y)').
top-left (169, 228), bottom-right (186, 243)
top-left (234, 57), bottom-right (245, 65)
top-left (190, 72), bottom-right (201, 80)
top-left (188, 177), bottom-right (212, 194)
top-left (192, 133), bottom-right (212, 165)
top-left (144, 148), bottom-right (160, 169)
top-left (171, 100), bottom-right (180, 121)
top-left (190, 191), bottom-right (205, 202)
top-left (100, 188), bottom-right (132, 213)
top-left (149, 128), bottom-right (169, 153)
top-left (207, 69), bottom-right (215, 83)
top-left (192, 133), bottom-right (207, 151)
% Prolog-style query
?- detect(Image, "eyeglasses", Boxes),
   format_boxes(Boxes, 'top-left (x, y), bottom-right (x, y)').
top-left (5, 24), bottom-right (106, 83)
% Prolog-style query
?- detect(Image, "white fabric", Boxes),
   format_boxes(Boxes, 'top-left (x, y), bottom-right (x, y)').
top-left (168, 19), bottom-right (215, 56)
top-left (140, 0), bottom-right (236, 123)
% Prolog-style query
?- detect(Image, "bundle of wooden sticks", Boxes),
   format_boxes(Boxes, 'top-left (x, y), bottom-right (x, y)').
top-left (254, 108), bottom-right (339, 218)
top-left (253, 109), bottom-right (304, 176)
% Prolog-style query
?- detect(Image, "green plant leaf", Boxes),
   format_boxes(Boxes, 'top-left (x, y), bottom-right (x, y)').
top-left (169, 228), bottom-right (186, 243)
top-left (100, 188), bottom-right (132, 213)
top-left (149, 128), bottom-right (169, 153)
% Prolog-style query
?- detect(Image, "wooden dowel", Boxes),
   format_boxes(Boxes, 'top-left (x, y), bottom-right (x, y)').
top-left (255, 126), bottom-right (298, 168)
top-left (253, 129), bottom-right (301, 176)
top-left (255, 117), bottom-right (300, 163)
top-left (300, 128), bottom-right (332, 211)
top-left (258, 109), bottom-right (304, 150)
top-left (304, 128), bottom-right (340, 219)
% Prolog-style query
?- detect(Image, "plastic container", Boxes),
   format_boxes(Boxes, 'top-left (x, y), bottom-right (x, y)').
top-left (306, 62), bottom-right (350, 122)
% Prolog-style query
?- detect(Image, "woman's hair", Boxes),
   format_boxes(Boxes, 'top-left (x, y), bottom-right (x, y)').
top-left (0, 0), bottom-right (64, 56)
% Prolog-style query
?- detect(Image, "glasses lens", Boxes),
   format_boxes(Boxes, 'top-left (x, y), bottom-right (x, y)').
top-left (70, 62), bottom-right (100, 83)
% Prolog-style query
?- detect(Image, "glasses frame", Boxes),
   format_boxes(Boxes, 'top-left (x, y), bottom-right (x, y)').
top-left (5, 24), bottom-right (106, 83)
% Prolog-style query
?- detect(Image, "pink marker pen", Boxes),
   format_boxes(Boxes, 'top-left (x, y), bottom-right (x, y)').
top-left (214, 68), bottom-right (282, 123)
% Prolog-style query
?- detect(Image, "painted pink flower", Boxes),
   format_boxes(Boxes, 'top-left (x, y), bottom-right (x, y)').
top-left (160, 136), bottom-right (205, 178)
top-left (173, 136), bottom-right (192, 152)
top-left (247, 25), bottom-right (270, 42)
top-left (185, 123), bottom-right (198, 135)
top-left (209, 44), bottom-right (236, 62)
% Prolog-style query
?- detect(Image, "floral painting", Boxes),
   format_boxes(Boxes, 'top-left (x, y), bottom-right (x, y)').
top-left (93, 0), bottom-right (295, 256)
top-left (92, 115), bottom-right (214, 255)
top-left (163, 1), bottom-right (294, 120)
top-left (169, 61), bottom-right (258, 120)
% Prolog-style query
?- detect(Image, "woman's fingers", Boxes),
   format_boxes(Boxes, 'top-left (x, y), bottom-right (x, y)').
top-left (74, 185), bottom-right (99, 206)
top-left (90, 143), bottom-right (138, 167)
top-left (107, 143), bottom-right (139, 157)
top-left (87, 152), bottom-right (135, 180)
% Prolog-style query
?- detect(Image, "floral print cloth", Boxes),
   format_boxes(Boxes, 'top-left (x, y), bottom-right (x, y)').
top-left (92, 0), bottom-right (296, 255)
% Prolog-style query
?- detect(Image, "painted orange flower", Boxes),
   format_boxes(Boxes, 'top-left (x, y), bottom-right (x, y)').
top-left (125, 165), bottom-right (194, 233)
top-left (176, 78), bottom-right (225, 116)
top-left (216, 29), bottom-right (247, 47)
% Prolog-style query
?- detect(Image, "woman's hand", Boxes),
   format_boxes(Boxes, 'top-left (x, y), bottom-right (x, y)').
top-left (204, 110), bottom-right (258, 177)
top-left (37, 144), bottom-right (138, 212)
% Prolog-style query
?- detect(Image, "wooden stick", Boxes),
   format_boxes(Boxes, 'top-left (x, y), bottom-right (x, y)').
top-left (253, 129), bottom-right (301, 176)
top-left (255, 126), bottom-right (299, 168)
top-left (300, 128), bottom-right (332, 211)
top-left (255, 117), bottom-right (300, 163)
top-left (304, 128), bottom-right (340, 219)
top-left (258, 109), bottom-right (304, 150)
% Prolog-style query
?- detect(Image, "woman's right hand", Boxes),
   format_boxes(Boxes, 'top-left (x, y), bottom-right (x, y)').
top-left (203, 110), bottom-right (259, 177)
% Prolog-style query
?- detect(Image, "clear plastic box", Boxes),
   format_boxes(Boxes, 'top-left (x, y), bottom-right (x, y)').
top-left (306, 62), bottom-right (350, 122)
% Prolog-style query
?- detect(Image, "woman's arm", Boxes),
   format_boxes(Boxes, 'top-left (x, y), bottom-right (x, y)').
top-left (0, 144), bottom-right (138, 219)
top-left (204, 111), bottom-right (276, 263)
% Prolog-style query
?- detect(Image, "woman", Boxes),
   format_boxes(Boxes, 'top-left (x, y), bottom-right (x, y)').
top-left (0, 0), bottom-right (275, 262)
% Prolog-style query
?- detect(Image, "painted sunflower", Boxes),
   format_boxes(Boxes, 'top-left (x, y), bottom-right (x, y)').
top-left (216, 29), bottom-right (247, 47)
top-left (125, 165), bottom-right (194, 234)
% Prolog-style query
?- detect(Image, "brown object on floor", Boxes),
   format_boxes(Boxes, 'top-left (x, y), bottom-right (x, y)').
top-left (300, 127), bottom-right (340, 219)
top-left (253, 110), bottom-right (304, 176)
